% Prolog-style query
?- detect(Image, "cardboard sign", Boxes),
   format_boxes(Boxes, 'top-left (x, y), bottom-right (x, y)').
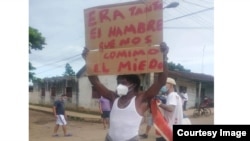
top-left (84, 0), bottom-right (163, 75)
top-left (86, 46), bottom-right (163, 75)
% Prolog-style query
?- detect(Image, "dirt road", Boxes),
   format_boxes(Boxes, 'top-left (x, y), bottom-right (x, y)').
top-left (29, 108), bottom-right (213, 141)
top-left (30, 110), bottom-right (107, 141)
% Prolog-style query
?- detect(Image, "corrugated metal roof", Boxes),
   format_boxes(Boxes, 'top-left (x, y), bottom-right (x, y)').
top-left (168, 70), bottom-right (213, 82)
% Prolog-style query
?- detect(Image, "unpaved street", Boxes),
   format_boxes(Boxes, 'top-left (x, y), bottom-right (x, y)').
top-left (29, 110), bottom-right (107, 141)
top-left (29, 108), bottom-right (213, 141)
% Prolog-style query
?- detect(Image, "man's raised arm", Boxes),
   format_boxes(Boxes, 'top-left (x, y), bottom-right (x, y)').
top-left (82, 48), bottom-right (116, 102)
top-left (143, 42), bottom-right (169, 100)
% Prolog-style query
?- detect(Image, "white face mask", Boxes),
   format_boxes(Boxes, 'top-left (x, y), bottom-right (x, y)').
top-left (116, 84), bottom-right (129, 96)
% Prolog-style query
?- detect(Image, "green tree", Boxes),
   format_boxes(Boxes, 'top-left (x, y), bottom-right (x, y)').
top-left (29, 62), bottom-right (36, 82)
top-left (29, 26), bottom-right (46, 82)
top-left (63, 63), bottom-right (76, 76)
top-left (29, 27), bottom-right (46, 53)
top-left (168, 61), bottom-right (191, 72)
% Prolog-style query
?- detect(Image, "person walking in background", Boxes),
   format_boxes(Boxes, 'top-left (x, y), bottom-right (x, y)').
top-left (181, 89), bottom-right (188, 111)
top-left (139, 86), bottom-right (168, 139)
top-left (99, 96), bottom-right (111, 129)
top-left (139, 106), bottom-right (153, 139)
top-left (157, 78), bottom-right (183, 141)
top-left (52, 94), bottom-right (72, 137)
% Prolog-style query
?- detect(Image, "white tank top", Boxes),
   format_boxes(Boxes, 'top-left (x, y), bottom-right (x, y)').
top-left (108, 96), bottom-right (143, 141)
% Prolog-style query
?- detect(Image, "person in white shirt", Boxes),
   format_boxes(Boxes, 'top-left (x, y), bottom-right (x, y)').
top-left (157, 77), bottom-right (183, 141)
top-left (181, 89), bottom-right (188, 111)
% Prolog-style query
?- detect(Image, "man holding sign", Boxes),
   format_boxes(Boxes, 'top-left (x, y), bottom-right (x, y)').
top-left (82, 42), bottom-right (169, 141)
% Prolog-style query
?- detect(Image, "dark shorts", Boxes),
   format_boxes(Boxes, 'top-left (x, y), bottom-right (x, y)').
top-left (101, 111), bottom-right (110, 118)
top-left (156, 137), bottom-right (167, 141)
top-left (105, 134), bottom-right (139, 141)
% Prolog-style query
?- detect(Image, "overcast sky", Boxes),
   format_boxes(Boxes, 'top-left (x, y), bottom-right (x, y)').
top-left (29, 0), bottom-right (214, 78)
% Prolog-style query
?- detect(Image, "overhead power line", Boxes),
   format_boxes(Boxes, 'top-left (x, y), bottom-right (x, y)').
top-left (164, 7), bottom-right (214, 23)
top-left (178, 2), bottom-right (212, 27)
top-left (36, 56), bottom-right (82, 75)
top-left (182, 0), bottom-right (209, 8)
top-left (164, 26), bottom-right (213, 30)
top-left (35, 53), bottom-right (81, 68)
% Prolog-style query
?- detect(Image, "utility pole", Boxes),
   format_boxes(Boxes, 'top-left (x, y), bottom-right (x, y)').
top-left (198, 45), bottom-right (206, 107)
top-left (201, 45), bottom-right (206, 74)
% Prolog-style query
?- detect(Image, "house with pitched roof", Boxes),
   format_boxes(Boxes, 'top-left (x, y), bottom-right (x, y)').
top-left (29, 66), bottom-right (213, 111)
